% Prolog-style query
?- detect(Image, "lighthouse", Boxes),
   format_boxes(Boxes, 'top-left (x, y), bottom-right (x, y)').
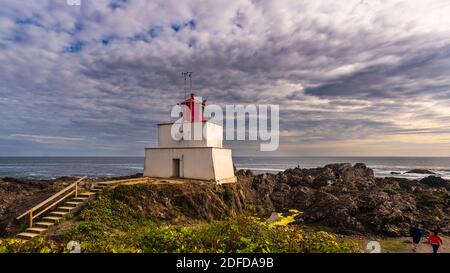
top-left (143, 78), bottom-right (237, 184)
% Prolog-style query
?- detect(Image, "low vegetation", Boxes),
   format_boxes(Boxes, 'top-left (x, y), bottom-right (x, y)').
top-left (380, 240), bottom-right (407, 251)
top-left (0, 237), bottom-right (63, 253)
top-left (1, 185), bottom-right (362, 253)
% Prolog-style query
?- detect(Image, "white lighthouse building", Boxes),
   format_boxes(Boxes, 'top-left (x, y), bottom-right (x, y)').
top-left (143, 93), bottom-right (237, 184)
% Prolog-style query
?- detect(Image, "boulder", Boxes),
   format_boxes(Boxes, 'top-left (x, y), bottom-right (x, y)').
top-left (406, 169), bottom-right (435, 174)
top-left (420, 176), bottom-right (449, 189)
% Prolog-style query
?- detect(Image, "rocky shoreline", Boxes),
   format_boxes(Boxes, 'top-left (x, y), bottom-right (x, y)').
top-left (240, 163), bottom-right (449, 236)
top-left (1, 163), bottom-right (449, 238)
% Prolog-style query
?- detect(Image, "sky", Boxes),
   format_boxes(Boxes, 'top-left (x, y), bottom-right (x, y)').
top-left (1, 0), bottom-right (450, 157)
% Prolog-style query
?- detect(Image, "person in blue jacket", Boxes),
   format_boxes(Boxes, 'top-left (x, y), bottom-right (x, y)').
top-left (409, 224), bottom-right (423, 252)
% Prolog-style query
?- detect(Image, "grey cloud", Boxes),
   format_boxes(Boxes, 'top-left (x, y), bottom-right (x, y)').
top-left (1, 0), bottom-right (450, 156)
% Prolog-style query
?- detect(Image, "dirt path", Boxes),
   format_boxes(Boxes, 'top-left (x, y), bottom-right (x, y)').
top-left (340, 234), bottom-right (450, 253)
top-left (384, 235), bottom-right (450, 253)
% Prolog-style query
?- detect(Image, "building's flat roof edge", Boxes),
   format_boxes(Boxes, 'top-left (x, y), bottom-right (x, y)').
top-left (157, 120), bottom-right (224, 126)
top-left (157, 121), bottom-right (208, 126)
top-left (157, 122), bottom-right (174, 126)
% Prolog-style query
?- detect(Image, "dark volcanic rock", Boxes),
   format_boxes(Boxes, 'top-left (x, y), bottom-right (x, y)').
top-left (246, 163), bottom-right (449, 236)
top-left (108, 182), bottom-right (252, 222)
top-left (235, 169), bottom-right (254, 177)
top-left (420, 176), bottom-right (449, 189)
top-left (406, 169), bottom-right (436, 174)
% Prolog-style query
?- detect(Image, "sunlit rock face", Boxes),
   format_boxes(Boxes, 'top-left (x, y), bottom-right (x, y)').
top-left (246, 163), bottom-right (449, 236)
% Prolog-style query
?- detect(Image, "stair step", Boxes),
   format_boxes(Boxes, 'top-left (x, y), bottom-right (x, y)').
top-left (50, 211), bottom-right (68, 216)
top-left (34, 222), bottom-right (54, 228)
top-left (58, 206), bottom-right (75, 212)
top-left (42, 216), bottom-right (62, 223)
top-left (78, 192), bottom-right (96, 196)
top-left (65, 201), bottom-right (82, 206)
top-left (72, 197), bottom-right (88, 201)
top-left (26, 227), bottom-right (47, 234)
top-left (17, 232), bottom-right (40, 240)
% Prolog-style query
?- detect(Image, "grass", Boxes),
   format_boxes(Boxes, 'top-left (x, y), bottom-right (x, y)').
top-left (380, 240), bottom-right (407, 251)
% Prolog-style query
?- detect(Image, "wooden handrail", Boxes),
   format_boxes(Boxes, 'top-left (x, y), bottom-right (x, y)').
top-left (16, 176), bottom-right (87, 226)
top-left (33, 190), bottom-right (75, 219)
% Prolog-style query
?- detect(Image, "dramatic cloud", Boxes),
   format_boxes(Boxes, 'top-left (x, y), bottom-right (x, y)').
top-left (1, 0), bottom-right (450, 156)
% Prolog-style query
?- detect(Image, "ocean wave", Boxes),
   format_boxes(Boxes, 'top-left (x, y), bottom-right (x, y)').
top-left (235, 163), bottom-right (293, 166)
top-left (236, 167), bottom-right (285, 172)
top-left (127, 167), bottom-right (143, 170)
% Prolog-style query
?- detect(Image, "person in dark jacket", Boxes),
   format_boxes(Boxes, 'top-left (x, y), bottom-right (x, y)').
top-left (409, 225), bottom-right (423, 252)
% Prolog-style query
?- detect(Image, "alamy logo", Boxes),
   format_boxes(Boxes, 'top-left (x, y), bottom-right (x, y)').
top-left (66, 240), bottom-right (81, 253)
top-left (366, 241), bottom-right (381, 253)
top-left (171, 96), bottom-right (280, 152)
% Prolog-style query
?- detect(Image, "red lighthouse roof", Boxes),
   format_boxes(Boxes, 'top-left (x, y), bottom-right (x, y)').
top-left (179, 93), bottom-right (206, 122)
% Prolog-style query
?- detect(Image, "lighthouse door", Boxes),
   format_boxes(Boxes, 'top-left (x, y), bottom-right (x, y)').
top-left (172, 159), bottom-right (180, 178)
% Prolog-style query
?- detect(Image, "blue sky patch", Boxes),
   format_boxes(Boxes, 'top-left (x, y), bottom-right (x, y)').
top-left (186, 19), bottom-right (196, 30)
top-left (188, 38), bottom-right (196, 48)
top-left (171, 23), bottom-right (181, 32)
top-left (109, 0), bottom-right (128, 11)
top-left (101, 39), bottom-right (111, 45)
top-left (149, 26), bottom-right (163, 39)
top-left (130, 33), bottom-right (149, 42)
top-left (65, 41), bottom-right (84, 53)
top-left (171, 19), bottom-right (196, 33)
top-left (15, 17), bottom-right (43, 28)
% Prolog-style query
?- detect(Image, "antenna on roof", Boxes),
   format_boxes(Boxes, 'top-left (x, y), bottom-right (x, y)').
top-left (188, 72), bottom-right (193, 94)
top-left (181, 72), bottom-right (193, 101)
top-left (181, 72), bottom-right (187, 102)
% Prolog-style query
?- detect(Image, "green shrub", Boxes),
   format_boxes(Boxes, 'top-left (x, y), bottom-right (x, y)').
top-left (304, 231), bottom-right (361, 253)
top-left (222, 187), bottom-right (234, 207)
top-left (0, 237), bottom-right (62, 253)
top-left (78, 194), bottom-right (143, 230)
top-left (65, 215), bottom-right (361, 253)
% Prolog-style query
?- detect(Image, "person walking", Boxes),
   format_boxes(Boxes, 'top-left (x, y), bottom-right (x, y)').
top-left (409, 225), bottom-right (423, 252)
top-left (427, 231), bottom-right (443, 253)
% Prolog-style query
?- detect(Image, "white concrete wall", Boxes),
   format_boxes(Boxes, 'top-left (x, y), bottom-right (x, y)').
top-left (144, 148), bottom-right (215, 180)
top-left (157, 122), bottom-right (223, 148)
top-left (211, 148), bottom-right (235, 181)
top-left (144, 147), bottom-right (235, 182)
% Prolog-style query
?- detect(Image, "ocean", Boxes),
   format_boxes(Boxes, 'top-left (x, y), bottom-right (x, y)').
top-left (1, 156), bottom-right (450, 180)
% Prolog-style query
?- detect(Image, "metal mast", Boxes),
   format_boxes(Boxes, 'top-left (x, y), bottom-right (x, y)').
top-left (182, 72), bottom-right (187, 102)
top-left (189, 72), bottom-right (193, 94)
top-left (181, 72), bottom-right (193, 101)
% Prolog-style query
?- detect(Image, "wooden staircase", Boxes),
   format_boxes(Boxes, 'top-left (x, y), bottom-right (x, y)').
top-left (16, 177), bottom-right (148, 240)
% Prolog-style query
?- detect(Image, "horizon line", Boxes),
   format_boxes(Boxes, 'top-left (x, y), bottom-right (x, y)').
top-left (2, 155), bottom-right (450, 158)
